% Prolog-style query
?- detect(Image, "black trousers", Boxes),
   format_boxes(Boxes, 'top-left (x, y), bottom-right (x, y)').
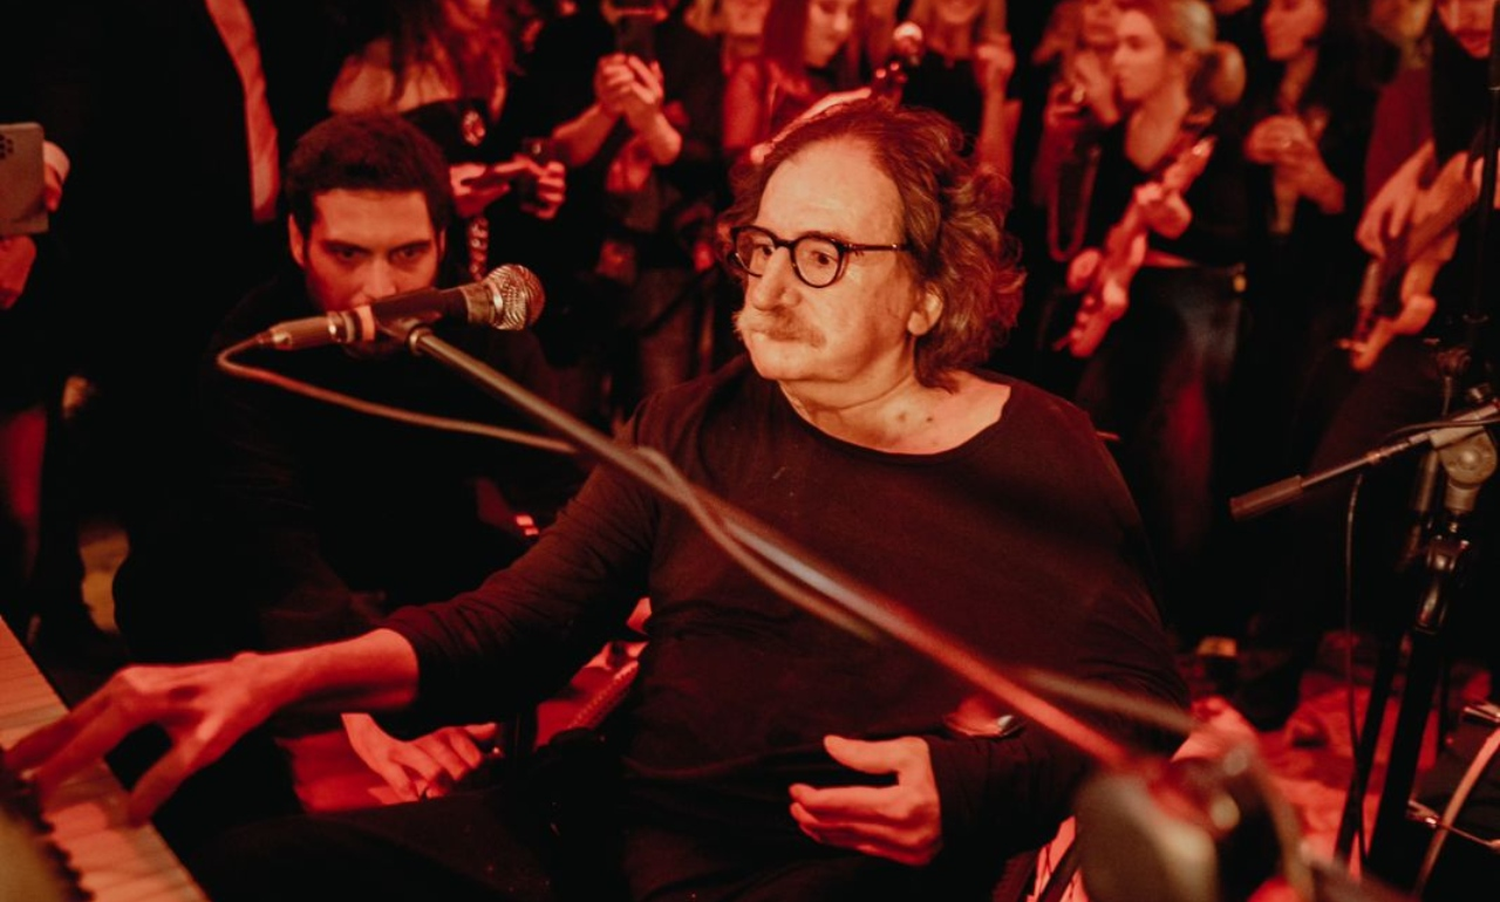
top-left (190, 739), bottom-right (1012, 902)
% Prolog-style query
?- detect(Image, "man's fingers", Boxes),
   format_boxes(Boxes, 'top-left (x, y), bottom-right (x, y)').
top-left (793, 812), bottom-right (929, 865)
top-left (411, 734), bottom-right (476, 781)
top-left (6, 710), bottom-right (88, 772)
top-left (22, 694), bottom-right (151, 796)
top-left (823, 734), bottom-right (921, 773)
top-left (126, 738), bottom-right (212, 824)
top-left (787, 782), bottom-right (892, 818)
top-left (366, 755), bottom-right (420, 802)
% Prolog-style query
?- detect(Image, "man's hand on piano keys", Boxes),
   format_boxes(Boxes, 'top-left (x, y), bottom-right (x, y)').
top-left (5, 654), bottom-right (290, 824)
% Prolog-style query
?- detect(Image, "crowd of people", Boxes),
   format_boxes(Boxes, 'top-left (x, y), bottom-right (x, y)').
top-left (3, 0), bottom-right (1500, 899)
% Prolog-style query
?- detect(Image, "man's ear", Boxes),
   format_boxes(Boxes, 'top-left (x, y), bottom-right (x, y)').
top-left (287, 215), bottom-right (307, 269)
top-left (908, 286), bottom-right (943, 337)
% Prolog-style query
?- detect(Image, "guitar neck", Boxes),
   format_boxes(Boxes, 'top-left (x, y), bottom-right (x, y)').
top-left (1371, 184), bottom-right (1479, 313)
top-left (1101, 204), bottom-right (1146, 263)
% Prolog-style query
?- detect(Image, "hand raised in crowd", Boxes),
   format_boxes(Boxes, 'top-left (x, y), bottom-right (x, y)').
top-left (342, 713), bottom-right (500, 803)
top-left (450, 157), bottom-right (568, 220)
top-left (0, 236), bottom-right (39, 310)
top-left (1243, 114), bottom-right (1316, 166)
top-left (1134, 182), bottom-right (1192, 239)
top-left (1278, 144), bottom-right (1343, 214)
top-left (596, 53), bottom-right (666, 132)
top-left (788, 735), bottom-right (944, 866)
top-left (5, 656), bottom-right (290, 823)
top-left (973, 35), bottom-right (1016, 98)
top-left (524, 159), bottom-right (567, 220)
top-left (1068, 50), bottom-right (1119, 126)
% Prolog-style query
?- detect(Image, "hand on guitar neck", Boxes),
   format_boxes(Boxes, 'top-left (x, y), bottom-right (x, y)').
top-left (1343, 149), bottom-right (1479, 371)
top-left (1060, 136), bottom-right (1217, 358)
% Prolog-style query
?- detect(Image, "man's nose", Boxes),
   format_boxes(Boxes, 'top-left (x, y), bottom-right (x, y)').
top-left (744, 248), bottom-right (798, 310)
top-left (362, 260), bottom-right (399, 302)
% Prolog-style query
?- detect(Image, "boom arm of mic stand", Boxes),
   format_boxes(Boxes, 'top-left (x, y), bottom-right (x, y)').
top-left (1230, 399), bottom-right (1500, 520)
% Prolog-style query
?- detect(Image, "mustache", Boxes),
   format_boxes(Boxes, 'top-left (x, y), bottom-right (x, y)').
top-left (733, 309), bottom-right (824, 345)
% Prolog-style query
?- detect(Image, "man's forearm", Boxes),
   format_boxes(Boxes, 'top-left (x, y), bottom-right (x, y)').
top-left (256, 628), bottom-right (421, 716)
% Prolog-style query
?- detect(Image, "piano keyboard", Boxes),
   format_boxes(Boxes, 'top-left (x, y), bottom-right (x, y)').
top-left (0, 617), bottom-right (209, 902)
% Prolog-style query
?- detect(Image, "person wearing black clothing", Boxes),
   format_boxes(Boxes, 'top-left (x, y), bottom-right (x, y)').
top-left (32, 0), bottom-right (352, 565)
top-left (105, 113), bottom-right (585, 856)
top-left (528, 0), bottom-right (727, 423)
top-left (327, 0), bottom-right (570, 288)
top-left (1231, 0), bottom-right (1500, 732)
top-left (1062, 0), bottom-right (1249, 642)
top-left (8, 101), bottom-right (1187, 902)
top-left (1226, 0), bottom-right (1380, 491)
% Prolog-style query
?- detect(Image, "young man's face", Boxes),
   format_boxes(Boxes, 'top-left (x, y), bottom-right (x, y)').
top-left (288, 189), bottom-right (443, 312)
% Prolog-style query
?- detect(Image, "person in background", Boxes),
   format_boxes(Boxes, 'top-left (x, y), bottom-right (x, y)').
top-left (34, 0), bottom-right (350, 584)
top-left (894, 0), bottom-right (1019, 176)
top-left (1230, 0), bottom-right (1500, 746)
top-left (722, 0), bottom-right (869, 163)
top-left (685, 0), bottom-right (775, 72)
top-left (9, 99), bottom-right (1188, 902)
top-left (1211, 0), bottom-right (1383, 657)
top-left (108, 112), bottom-right (585, 851)
top-left (1032, 0), bottom-right (1125, 261)
top-left (0, 1), bottom-right (94, 659)
top-left (1062, 0), bottom-right (1249, 647)
top-left (528, 0), bottom-right (726, 425)
top-left (328, 0), bottom-right (568, 286)
top-left (1006, 0), bottom-right (1124, 396)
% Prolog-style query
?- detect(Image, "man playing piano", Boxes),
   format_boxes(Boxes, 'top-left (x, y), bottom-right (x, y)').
top-left (9, 99), bottom-right (1186, 902)
top-left (108, 111), bottom-right (583, 839)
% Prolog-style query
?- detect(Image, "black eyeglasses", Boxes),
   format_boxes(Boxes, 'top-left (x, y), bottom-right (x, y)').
top-left (728, 225), bottom-right (909, 288)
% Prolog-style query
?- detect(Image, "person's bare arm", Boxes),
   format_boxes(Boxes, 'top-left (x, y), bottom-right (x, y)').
top-left (6, 629), bottom-right (419, 822)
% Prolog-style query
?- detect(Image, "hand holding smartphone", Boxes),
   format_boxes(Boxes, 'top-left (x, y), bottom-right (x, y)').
top-left (0, 123), bottom-right (48, 236)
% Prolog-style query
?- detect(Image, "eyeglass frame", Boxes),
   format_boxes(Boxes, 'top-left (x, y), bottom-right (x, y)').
top-left (727, 225), bottom-right (911, 289)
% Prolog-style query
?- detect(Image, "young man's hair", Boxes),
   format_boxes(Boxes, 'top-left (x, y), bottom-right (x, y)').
top-left (284, 113), bottom-right (453, 237)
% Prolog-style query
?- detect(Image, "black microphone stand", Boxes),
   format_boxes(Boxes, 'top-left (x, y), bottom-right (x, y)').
top-left (1356, 8), bottom-right (1500, 888)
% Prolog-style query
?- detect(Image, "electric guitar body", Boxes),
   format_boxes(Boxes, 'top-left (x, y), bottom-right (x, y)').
top-left (1063, 136), bottom-right (1217, 359)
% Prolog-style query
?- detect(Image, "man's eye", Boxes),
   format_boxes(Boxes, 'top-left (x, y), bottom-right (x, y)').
top-left (393, 246), bottom-right (428, 264)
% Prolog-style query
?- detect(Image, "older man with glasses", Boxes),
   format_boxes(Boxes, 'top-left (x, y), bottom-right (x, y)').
top-left (9, 99), bottom-right (1186, 902)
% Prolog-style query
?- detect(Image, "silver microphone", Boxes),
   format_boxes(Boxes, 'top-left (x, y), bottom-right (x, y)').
top-left (258, 265), bottom-right (545, 351)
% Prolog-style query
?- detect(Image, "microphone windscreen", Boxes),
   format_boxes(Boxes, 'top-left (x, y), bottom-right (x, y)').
top-left (482, 264), bottom-right (545, 329)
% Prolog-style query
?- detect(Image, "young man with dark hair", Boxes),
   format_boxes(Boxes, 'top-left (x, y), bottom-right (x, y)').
top-left (109, 113), bottom-right (584, 837)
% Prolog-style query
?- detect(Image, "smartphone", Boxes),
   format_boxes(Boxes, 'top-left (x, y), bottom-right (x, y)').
top-left (521, 137), bottom-right (556, 167)
top-left (614, 12), bottom-right (656, 64)
top-left (0, 122), bottom-right (48, 236)
top-left (513, 138), bottom-right (556, 204)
